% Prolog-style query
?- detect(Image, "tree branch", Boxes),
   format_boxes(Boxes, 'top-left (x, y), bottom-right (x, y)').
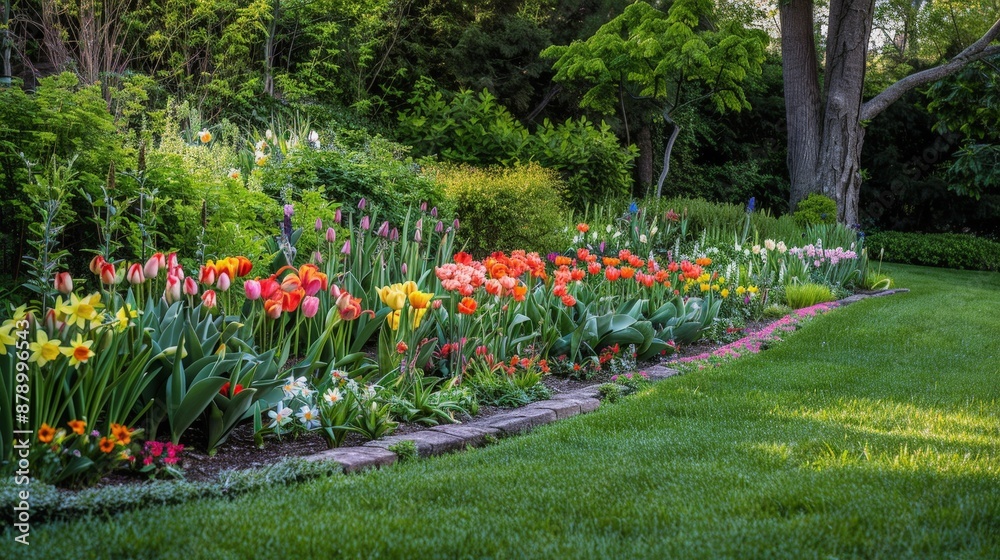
top-left (861, 19), bottom-right (1000, 121)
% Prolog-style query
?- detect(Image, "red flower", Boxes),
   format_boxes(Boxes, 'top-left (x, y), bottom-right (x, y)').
top-left (561, 294), bottom-right (576, 307)
top-left (576, 223), bottom-right (589, 233)
top-left (454, 252), bottom-right (474, 265)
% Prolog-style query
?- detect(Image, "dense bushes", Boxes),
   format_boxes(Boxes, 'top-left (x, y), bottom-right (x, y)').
top-left (793, 194), bottom-right (838, 226)
top-left (396, 83), bottom-right (635, 210)
top-left (866, 231), bottom-right (1000, 271)
top-left (430, 164), bottom-right (568, 256)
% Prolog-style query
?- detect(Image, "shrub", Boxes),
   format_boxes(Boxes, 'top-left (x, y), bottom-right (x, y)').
top-left (793, 193), bottom-right (838, 226)
top-left (865, 231), bottom-right (1000, 271)
top-left (784, 283), bottom-right (834, 309)
top-left (396, 82), bottom-right (636, 210)
top-left (431, 164), bottom-right (569, 256)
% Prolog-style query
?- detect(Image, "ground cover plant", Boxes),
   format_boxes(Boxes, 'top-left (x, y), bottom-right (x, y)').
top-left (2, 264), bottom-right (997, 558)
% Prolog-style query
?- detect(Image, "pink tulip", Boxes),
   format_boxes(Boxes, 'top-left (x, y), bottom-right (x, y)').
top-left (54, 272), bottom-right (73, 294)
top-left (301, 296), bottom-right (320, 318)
top-left (315, 217), bottom-right (323, 232)
top-left (244, 279), bottom-right (261, 300)
top-left (183, 277), bottom-right (198, 296)
top-left (165, 275), bottom-right (182, 304)
top-left (216, 272), bottom-right (231, 292)
top-left (127, 263), bottom-right (146, 285)
top-left (377, 221), bottom-right (390, 237)
top-left (166, 252), bottom-right (179, 270)
top-left (201, 290), bottom-right (217, 309)
top-left (420, 201), bottom-right (427, 212)
top-left (325, 227), bottom-right (336, 243)
top-left (357, 198), bottom-right (367, 211)
top-left (435, 221), bottom-right (444, 233)
top-left (414, 228), bottom-right (422, 243)
top-left (100, 262), bottom-right (118, 285)
top-left (89, 255), bottom-right (106, 275)
top-left (334, 208), bottom-right (342, 224)
top-left (341, 240), bottom-right (351, 255)
top-left (144, 254), bottom-right (161, 278)
top-left (360, 215), bottom-right (370, 231)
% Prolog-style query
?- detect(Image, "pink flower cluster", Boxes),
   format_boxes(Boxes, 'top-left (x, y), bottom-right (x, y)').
top-left (679, 302), bottom-right (839, 363)
top-left (789, 244), bottom-right (858, 267)
top-left (142, 440), bottom-right (184, 466)
top-left (435, 261), bottom-right (486, 296)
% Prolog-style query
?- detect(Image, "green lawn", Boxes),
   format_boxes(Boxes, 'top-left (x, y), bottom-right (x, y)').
top-left (5, 264), bottom-right (1000, 559)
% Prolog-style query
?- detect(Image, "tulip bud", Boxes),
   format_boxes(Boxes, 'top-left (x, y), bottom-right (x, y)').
top-left (184, 277), bottom-right (198, 296)
top-left (400, 263), bottom-right (408, 276)
top-left (315, 217), bottom-right (323, 232)
top-left (265, 300), bottom-right (283, 319)
top-left (201, 290), bottom-right (217, 309)
top-left (334, 208), bottom-right (342, 224)
top-left (313, 251), bottom-right (323, 264)
top-left (377, 221), bottom-right (390, 237)
top-left (414, 228), bottom-right (422, 243)
top-left (54, 272), bottom-right (73, 294)
top-left (144, 255), bottom-right (161, 278)
top-left (341, 240), bottom-right (351, 255)
top-left (199, 265), bottom-right (216, 286)
top-left (89, 255), bottom-right (106, 275)
top-left (435, 221), bottom-right (444, 233)
top-left (329, 284), bottom-right (342, 299)
top-left (244, 279), bottom-right (261, 300)
top-left (360, 215), bottom-right (370, 231)
top-left (127, 263), bottom-right (145, 285)
top-left (302, 296), bottom-right (320, 318)
top-left (216, 272), bottom-right (231, 292)
top-left (453, 218), bottom-right (460, 231)
top-left (358, 198), bottom-right (367, 211)
top-left (390, 228), bottom-right (399, 242)
top-left (430, 207), bottom-right (438, 218)
top-left (432, 299), bottom-right (442, 310)
top-left (167, 252), bottom-right (179, 270)
top-left (165, 275), bottom-right (182, 304)
top-left (100, 262), bottom-right (118, 285)
top-left (326, 227), bottom-right (336, 243)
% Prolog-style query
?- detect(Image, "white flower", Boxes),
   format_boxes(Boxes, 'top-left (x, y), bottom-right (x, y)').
top-left (752, 245), bottom-right (761, 254)
top-left (606, 224), bottom-right (613, 233)
top-left (777, 241), bottom-right (787, 253)
top-left (612, 231), bottom-right (622, 238)
top-left (265, 129), bottom-right (273, 141)
top-left (650, 226), bottom-right (658, 236)
top-left (330, 369), bottom-right (347, 383)
top-left (308, 130), bottom-right (320, 147)
top-left (323, 388), bottom-right (342, 405)
top-left (591, 231), bottom-right (598, 240)
top-left (639, 234), bottom-right (648, 243)
top-left (268, 402), bottom-right (293, 428)
top-left (297, 405), bottom-right (320, 430)
top-left (764, 239), bottom-right (776, 251)
top-left (228, 168), bottom-right (240, 179)
top-left (255, 139), bottom-right (268, 152)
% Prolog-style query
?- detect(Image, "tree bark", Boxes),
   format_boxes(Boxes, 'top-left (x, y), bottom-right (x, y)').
top-left (1, 0), bottom-right (11, 86)
top-left (779, 0), bottom-right (823, 211)
top-left (655, 115), bottom-right (680, 197)
top-left (636, 124), bottom-right (652, 192)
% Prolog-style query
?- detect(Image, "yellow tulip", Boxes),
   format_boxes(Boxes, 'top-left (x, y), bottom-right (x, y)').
top-left (386, 310), bottom-right (401, 330)
top-left (411, 307), bottom-right (427, 329)
top-left (400, 281), bottom-right (418, 295)
top-left (408, 291), bottom-right (433, 309)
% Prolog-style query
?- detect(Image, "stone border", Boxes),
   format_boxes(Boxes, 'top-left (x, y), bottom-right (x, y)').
top-left (302, 288), bottom-right (907, 473)
top-left (303, 377), bottom-right (674, 472)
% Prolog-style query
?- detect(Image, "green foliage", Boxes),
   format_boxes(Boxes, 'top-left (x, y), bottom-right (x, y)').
top-left (761, 304), bottom-right (792, 319)
top-left (432, 164), bottom-right (569, 256)
top-left (397, 83), bottom-right (636, 210)
top-left (258, 127), bottom-right (446, 226)
top-left (783, 283), bottom-right (834, 309)
top-left (865, 231), bottom-right (1000, 271)
top-left (387, 440), bottom-right (419, 463)
top-left (793, 194), bottom-right (838, 226)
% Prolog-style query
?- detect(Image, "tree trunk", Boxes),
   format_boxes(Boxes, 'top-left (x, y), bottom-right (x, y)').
top-left (779, 0), bottom-right (823, 211)
top-left (264, 0), bottom-right (279, 97)
top-left (636, 124), bottom-right (653, 193)
top-left (1, 0), bottom-right (11, 86)
top-left (655, 116), bottom-right (680, 197)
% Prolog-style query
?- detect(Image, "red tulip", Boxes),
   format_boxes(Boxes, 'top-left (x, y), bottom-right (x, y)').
top-left (100, 262), bottom-right (118, 285)
top-left (89, 255), bottom-right (106, 275)
top-left (457, 297), bottom-right (477, 315)
top-left (199, 265), bottom-right (216, 286)
top-left (183, 277), bottom-right (198, 296)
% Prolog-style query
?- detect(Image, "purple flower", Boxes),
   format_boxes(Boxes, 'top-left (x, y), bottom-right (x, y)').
top-left (390, 228), bottom-right (399, 242)
top-left (326, 227), bottom-right (336, 243)
top-left (453, 218), bottom-right (460, 231)
top-left (358, 198), bottom-right (367, 211)
top-left (414, 228), bottom-right (422, 243)
top-left (435, 221), bottom-right (444, 233)
top-left (547, 252), bottom-right (558, 263)
top-left (284, 204), bottom-right (294, 219)
top-left (431, 207), bottom-right (438, 218)
top-left (315, 217), bottom-right (323, 231)
top-left (334, 208), bottom-right (342, 224)
top-left (420, 201), bottom-right (427, 212)
top-left (341, 240), bottom-right (351, 255)
top-left (377, 221), bottom-right (390, 237)
top-left (401, 263), bottom-right (408, 276)
top-left (360, 215), bottom-right (370, 230)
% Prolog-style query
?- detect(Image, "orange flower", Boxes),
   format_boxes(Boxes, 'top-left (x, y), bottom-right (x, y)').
top-left (457, 297), bottom-right (477, 315)
top-left (576, 223), bottom-right (589, 233)
top-left (554, 256), bottom-right (573, 267)
top-left (512, 285), bottom-right (528, 302)
top-left (620, 266), bottom-right (635, 279)
top-left (602, 257), bottom-right (620, 267)
top-left (605, 267), bottom-right (621, 282)
top-left (296, 264), bottom-right (328, 296)
top-left (111, 423), bottom-right (132, 445)
top-left (38, 423), bottom-right (56, 443)
top-left (235, 256), bottom-right (253, 277)
top-left (696, 257), bottom-right (712, 267)
top-left (99, 437), bottom-right (116, 453)
top-left (282, 287), bottom-right (305, 312)
top-left (453, 252), bottom-right (474, 265)
top-left (489, 262), bottom-right (509, 279)
top-left (68, 420), bottom-right (86, 435)
top-left (587, 262), bottom-right (602, 275)
top-left (264, 298), bottom-right (284, 319)
top-left (561, 294), bottom-right (577, 307)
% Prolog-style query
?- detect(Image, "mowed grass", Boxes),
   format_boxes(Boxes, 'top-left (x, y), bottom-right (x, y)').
top-left (4, 264), bottom-right (999, 559)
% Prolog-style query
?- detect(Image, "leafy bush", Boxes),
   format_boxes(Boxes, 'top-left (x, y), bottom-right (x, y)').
top-left (396, 82), bottom-right (636, 210)
top-left (431, 164), bottom-right (569, 256)
top-left (793, 193), bottom-right (838, 226)
top-left (784, 283), bottom-right (834, 309)
top-left (865, 231), bottom-right (1000, 271)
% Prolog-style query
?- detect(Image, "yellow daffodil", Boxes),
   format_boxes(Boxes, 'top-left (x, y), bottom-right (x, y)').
top-left (28, 330), bottom-right (63, 366)
top-left (61, 334), bottom-right (95, 368)
top-left (115, 305), bottom-right (138, 331)
top-left (0, 322), bottom-right (15, 355)
top-left (748, 285), bottom-right (759, 294)
top-left (57, 293), bottom-right (104, 329)
top-left (720, 288), bottom-right (730, 298)
top-left (700, 283), bottom-right (710, 292)
top-left (736, 286), bottom-right (747, 296)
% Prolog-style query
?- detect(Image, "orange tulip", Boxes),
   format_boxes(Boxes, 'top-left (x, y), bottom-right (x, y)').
top-left (620, 266), bottom-right (635, 280)
top-left (605, 267), bottom-right (621, 282)
top-left (282, 287), bottom-right (305, 312)
top-left (457, 297), bottom-right (477, 315)
top-left (264, 299), bottom-right (283, 319)
top-left (512, 285), bottom-right (528, 302)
